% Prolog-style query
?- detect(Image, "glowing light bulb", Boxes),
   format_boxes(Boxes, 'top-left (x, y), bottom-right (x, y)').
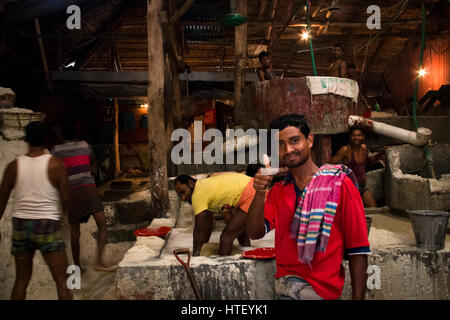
top-left (301, 32), bottom-right (309, 40)
top-left (418, 69), bottom-right (426, 77)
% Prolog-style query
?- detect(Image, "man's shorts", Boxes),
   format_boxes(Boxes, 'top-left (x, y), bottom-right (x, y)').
top-left (275, 275), bottom-right (324, 300)
top-left (68, 185), bottom-right (104, 224)
top-left (358, 181), bottom-right (370, 197)
top-left (235, 178), bottom-right (256, 213)
top-left (11, 218), bottom-right (66, 256)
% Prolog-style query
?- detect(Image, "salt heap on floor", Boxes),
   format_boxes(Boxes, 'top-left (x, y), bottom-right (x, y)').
top-left (121, 245), bottom-right (159, 264)
top-left (149, 217), bottom-right (176, 228)
top-left (0, 136), bottom-right (27, 177)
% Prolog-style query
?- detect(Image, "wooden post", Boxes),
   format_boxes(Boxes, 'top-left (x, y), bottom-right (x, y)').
top-left (113, 98), bottom-right (121, 176)
top-left (265, 0), bottom-right (277, 46)
top-left (147, 0), bottom-right (169, 215)
top-left (234, 0), bottom-right (247, 122)
top-left (34, 18), bottom-right (53, 93)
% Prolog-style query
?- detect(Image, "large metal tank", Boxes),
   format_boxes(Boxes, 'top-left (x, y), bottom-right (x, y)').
top-left (243, 77), bottom-right (364, 134)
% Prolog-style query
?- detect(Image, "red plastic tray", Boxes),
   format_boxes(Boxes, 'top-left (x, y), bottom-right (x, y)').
top-left (242, 247), bottom-right (275, 259)
top-left (134, 226), bottom-right (172, 237)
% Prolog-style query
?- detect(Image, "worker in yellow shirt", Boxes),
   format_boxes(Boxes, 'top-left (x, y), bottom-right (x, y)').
top-left (174, 172), bottom-right (256, 256)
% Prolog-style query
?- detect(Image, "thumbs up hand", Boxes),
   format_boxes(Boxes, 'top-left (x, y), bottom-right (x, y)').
top-left (253, 154), bottom-right (287, 194)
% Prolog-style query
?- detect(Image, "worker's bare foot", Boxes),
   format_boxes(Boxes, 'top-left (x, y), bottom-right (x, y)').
top-left (94, 265), bottom-right (116, 272)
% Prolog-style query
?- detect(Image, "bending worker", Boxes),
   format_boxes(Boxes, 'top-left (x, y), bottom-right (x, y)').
top-left (174, 172), bottom-right (256, 256)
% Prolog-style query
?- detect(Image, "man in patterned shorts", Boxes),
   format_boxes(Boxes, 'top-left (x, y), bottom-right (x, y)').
top-left (52, 127), bottom-right (113, 272)
top-left (0, 121), bottom-right (72, 299)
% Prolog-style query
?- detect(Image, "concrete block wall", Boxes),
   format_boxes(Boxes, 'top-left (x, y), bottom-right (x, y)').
top-left (116, 257), bottom-right (277, 300)
top-left (366, 168), bottom-right (384, 204)
top-left (385, 144), bottom-right (450, 212)
top-left (116, 245), bottom-right (450, 300)
top-left (342, 247), bottom-right (450, 300)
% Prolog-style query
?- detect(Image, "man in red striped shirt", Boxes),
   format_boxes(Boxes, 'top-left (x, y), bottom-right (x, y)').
top-left (52, 127), bottom-right (113, 272)
top-left (247, 114), bottom-right (370, 300)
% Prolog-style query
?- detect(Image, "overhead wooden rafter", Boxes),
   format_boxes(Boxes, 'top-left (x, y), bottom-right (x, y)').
top-left (265, 0), bottom-right (278, 49)
top-left (76, 0), bottom-right (140, 70)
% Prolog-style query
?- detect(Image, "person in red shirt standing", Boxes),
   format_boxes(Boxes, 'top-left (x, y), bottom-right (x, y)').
top-left (247, 114), bottom-right (370, 300)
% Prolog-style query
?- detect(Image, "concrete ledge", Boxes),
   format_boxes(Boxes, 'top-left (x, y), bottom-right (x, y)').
top-left (116, 255), bottom-right (277, 300)
top-left (116, 245), bottom-right (450, 300)
top-left (343, 246), bottom-right (450, 300)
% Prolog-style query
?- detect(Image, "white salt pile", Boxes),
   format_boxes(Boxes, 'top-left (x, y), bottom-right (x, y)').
top-left (0, 107), bottom-right (34, 113)
top-left (149, 217), bottom-right (176, 228)
top-left (2, 127), bottom-right (25, 140)
top-left (0, 137), bottom-right (27, 177)
top-left (0, 107), bottom-right (36, 140)
top-left (121, 245), bottom-right (159, 264)
top-left (135, 235), bottom-right (165, 249)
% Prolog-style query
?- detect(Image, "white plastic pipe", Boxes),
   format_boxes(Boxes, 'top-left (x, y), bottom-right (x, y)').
top-left (348, 115), bottom-right (432, 146)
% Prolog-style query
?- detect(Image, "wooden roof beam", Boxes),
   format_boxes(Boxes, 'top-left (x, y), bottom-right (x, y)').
top-left (76, 0), bottom-right (141, 70)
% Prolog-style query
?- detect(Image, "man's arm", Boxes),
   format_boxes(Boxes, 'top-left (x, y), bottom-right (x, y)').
top-left (247, 192), bottom-right (267, 239)
top-left (257, 69), bottom-right (265, 81)
top-left (56, 160), bottom-right (70, 215)
top-left (366, 145), bottom-right (385, 166)
top-left (348, 254), bottom-right (368, 300)
top-left (340, 60), bottom-right (348, 78)
top-left (247, 169), bottom-right (273, 239)
top-left (330, 146), bottom-right (349, 165)
top-left (193, 211), bottom-right (215, 256)
top-left (0, 161), bottom-right (17, 240)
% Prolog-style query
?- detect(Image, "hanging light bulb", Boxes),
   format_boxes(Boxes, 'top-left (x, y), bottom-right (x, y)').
top-left (301, 31), bottom-right (309, 40)
top-left (418, 68), bottom-right (426, 77)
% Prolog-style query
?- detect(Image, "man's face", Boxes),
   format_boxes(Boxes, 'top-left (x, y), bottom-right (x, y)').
top-left (277, 126), bottom-right (314, 168)
top-left (333, 46), bottom-right (343, 58)
top-left (174, 181), bottom-right (194, 204)
top-left (349, 129), bottom-right (365, 146)
top-left (260, 56), bottom-right (271, 67)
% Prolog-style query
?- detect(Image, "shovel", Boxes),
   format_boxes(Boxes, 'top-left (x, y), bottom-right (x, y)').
top-left (173, 248), bottom-right (202, 300)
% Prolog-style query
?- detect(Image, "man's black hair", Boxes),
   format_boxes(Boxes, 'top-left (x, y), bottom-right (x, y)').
top-left (245, 163), bottom-right (264, 177)
top-left (24, 121), bottom-right (47, 146)
top-left (174, 174), bottom-right (196, 185)
top-left (334, 43), bottom-right (343, 49)
top-left (258, 51), bottom-right (269, 61)
top-left (350, 126), bottom-right (367, 136)
top-left (269, 114), bottom-right (310, 138)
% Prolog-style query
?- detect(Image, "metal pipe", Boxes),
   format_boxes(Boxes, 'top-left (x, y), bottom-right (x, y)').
top-left (348, 115), bottom-right (432, 147)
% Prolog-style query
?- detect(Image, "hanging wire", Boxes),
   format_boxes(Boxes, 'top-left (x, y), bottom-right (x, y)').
top-left (430, 44), bottom-right (450, 55)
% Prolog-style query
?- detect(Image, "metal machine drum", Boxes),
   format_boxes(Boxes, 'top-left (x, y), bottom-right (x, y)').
top-left (245, 77), bottom-right (364, 134)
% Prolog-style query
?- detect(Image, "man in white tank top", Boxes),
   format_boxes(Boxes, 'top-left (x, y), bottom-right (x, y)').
top-left (0, 122), bottom-right (72, 300)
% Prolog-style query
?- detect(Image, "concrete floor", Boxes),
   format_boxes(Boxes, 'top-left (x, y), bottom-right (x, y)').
top-left (367, 208), bottom-right (450, 246)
